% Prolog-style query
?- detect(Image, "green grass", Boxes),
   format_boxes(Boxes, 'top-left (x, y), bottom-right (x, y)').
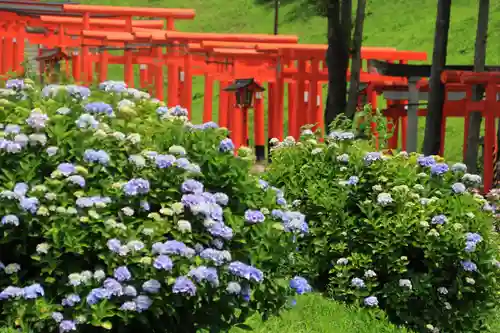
top-left (74, 0), bottom-right (500, 161)
top-left (229, 294), bottom-right (411, 333)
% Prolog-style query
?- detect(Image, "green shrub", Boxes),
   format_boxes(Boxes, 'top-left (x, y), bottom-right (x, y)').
top-left (265, 131), bottom-right (500, 333)
top-left (0, 80), bottom-right (311, 333)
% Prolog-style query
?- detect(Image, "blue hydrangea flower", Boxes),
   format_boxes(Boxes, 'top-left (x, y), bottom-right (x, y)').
top-left (123, 178), bottom-right (150, 196)
top-left (99, 80), bottom-right (128, 93)
top-left (452, 182), bottom-right (466, 194)
top-left (153, 255), bottom-right (173, 271)
top-left (114, 266), bottom-right (132, 282)
top-left (181, 179), bottom-right (204, 194)
top-left (156, 106), bottom-right (169, 115)
top-left (364, 296), bottom-right (379, 307)
top-left (26, 110), bottom-right (49, 130)
top-left (20, 197), bottom-right (39, 214)
top-left (134, 295), bottom-right (152, 312)
top-left (202, 121), bottom-right (219, 129)
top-left (461, 260), bottom-right (478, 272)
top-left (0, 286), bottom-right (23, 300)
top-left (22, 283), bottom-right (45, 299)
top-left (83, 149), bottom-right (110, 165)
top-left (417, 156), bottom-right (436, 167)
top-left (14, 183), bottom-right (29, 197)
top-left (219, 138), bottom-right (235, 152)
top-left (172, 276), bottom-right (197, 296)
top-left (66, 85), bottom-right (91, 100)
top-left (228, 261), bottom-right (264, 282)
top-left (290, 276), bottom-right (312, 294)
top-left (431, 214), bottom-right (447, 225)
top-left (4, 124), bottom-right (21, 134)
top-left (244, 210), bottom-right (265, 224)
top-left (62, 294), bottom-right (81, 307)
top-left (363, 152), bottom-right (382, 166)
top-left (120, 301), bottom-right (137, 311)
top-left (430, 163), bottom-right (449, 176)
top-left (188, 266), bottom-right (219, 287)
top-left (51, 312), bottom-right (64, 323)
top-left (1, 214), bottom-right (19, 226)
top-left (451, 163), bottom-right (467, 173)
top-left (142, 279), bottom-right (161, 294)
top-left (86, 288), bottom-right (110, 305)
top-left (84, 102), bottom-right (113, 116)
top-left (67, 175), bottom-right (85, 187)
top-left (103, 278), bottom-right (123, 296)
top-left (200, 248), bottom-right (232, 266)
top-left (59, 320), bottom-right (77, 333)
top-left (75, 114), bottom-right (99, 130)
top-left (207, 222), bottom-right (234, 240)
top-left (276, 197), bottom-right (287, 205)
top-left (155, 154), bottom-right (176, 168)
top-left (351, 278), bottom-right (365, 288)
top-left (58, 163), bottom-right (76, 176)
top-left (170, 105), bottom-right (188, 117)
top-left (6, 79), bottom-right (25, 91)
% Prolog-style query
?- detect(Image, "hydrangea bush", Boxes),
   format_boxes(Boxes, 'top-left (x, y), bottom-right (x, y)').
top-left (0, 80), bottom-right (311, 333)
top-left (265, 131), bottom-right (500, 333)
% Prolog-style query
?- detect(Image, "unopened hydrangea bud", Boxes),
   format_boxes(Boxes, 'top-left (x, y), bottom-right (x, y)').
top-left (177, 220), bottom-right (192, 233)
top-left (159, 208), bottom-right (173, 216)
top-left (36, 243), bottom-right (50, 254)
top-left (148, 213), bottom-right (162, 221)
top-left (36, 206), bottom-right (49, 216)
top-left (171, 202), bottom-right (184, 214)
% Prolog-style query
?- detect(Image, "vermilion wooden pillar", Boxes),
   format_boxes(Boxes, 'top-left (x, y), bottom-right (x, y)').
top-left (182, 54), bottom-right (193, 119)
top-left (153, 47), bottom-right (164, 101)
top-left (203, 74), bottom-right (214, 122)
top-left (254, 91), bottom-right (265, 161)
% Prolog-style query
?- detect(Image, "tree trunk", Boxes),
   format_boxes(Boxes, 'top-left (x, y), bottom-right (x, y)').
top-left (345, 0), bottom-right (367, 119)
top-left (324, 0), bottom-right (352, 128)
top-left (422, 0), bottom-right (452, 155)
top-left (464, 0), bottom-right (489, 173)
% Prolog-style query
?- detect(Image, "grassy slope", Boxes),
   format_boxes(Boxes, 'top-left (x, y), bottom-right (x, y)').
top-left (230, 294), bottom-right (410, 333)
top-left (80, 0), bottom-right (500, 160)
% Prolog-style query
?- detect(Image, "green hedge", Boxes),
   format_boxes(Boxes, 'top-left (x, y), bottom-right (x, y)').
top-left (265, 131), bottom-right (500, 332)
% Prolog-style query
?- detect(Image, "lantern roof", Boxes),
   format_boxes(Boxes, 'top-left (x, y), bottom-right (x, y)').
top-left (223, 78), bottom-right (265, 92)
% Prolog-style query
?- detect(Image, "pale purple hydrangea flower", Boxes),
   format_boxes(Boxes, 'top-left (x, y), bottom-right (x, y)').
top-left (219, 138), bottom-right (235, 152)
top-left (1, 214), bottom-right (19, 226)
top-left (114, 266), bottom-right (132, 282)
top-left (84, 102), bottom-right (113, 116)
top-left (26, 110), bottom-right (49, 130)
top-left (181, 179), bottom-right (204, 194)
top-left (431, 215), bottom-right (447, 225)
top-left (289, 276), bottom-right (312, 294)
top-left (452, 182), bottom-right (466, 194)
top-left (417, 156), bottom-right (436, 167)
top-left (430, 163), bottom-right (449, 176)
top-left (188, 266), bottom-right (219, 287)
top-left (461, 260), bottom-right (477, 272)
top-left (67, 175), bottom-right (85, 187)
top-left (142, 279), bottom-right (161, 294)
top-left (62, 294), bottom-right (81, 307)
top-left (155, 154), bottom-right (176, 168)
top-left (364, 296), bottom-right (379, 307)
top-left (244, 210), bottom-right (265, 224)
top-left (153, 255), bottom-right (173, 271)
top-left (351, 277), bottom-right (365, 288)
top-left (228, 261), bottom-right (264, 282)
top-left (83, 149), bottom-right (110, 165)
top-left (172, 276), bottom-right (197, 296)
top-left (123, 178), bottom-right (150, 196)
